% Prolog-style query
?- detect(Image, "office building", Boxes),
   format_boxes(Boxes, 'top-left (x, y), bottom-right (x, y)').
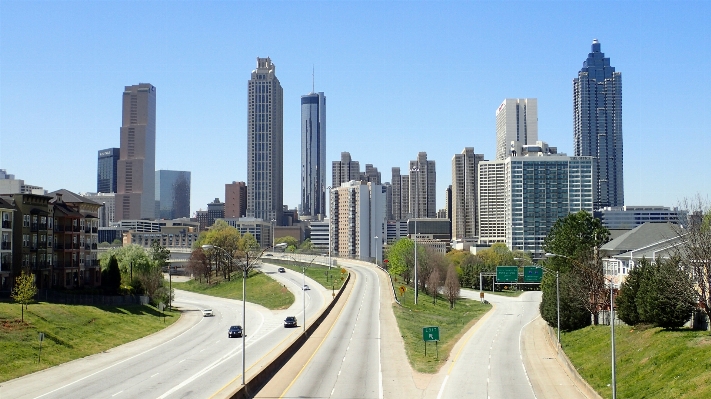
top-left (225, 181), bottom-right (247, 219)
top-left (594, 206), bottom-right (681, 230)
top-left (409, 152), bottom-right (436, 219)
top-left (155, 170), bottom-right (191, 220)
top-left (574, 39), bottom-right (624, 208)
top-left (0, 169), bottom-right (45, 195)
top-left (247, 58), bottom-right (283, 224)
top-left (301, 92), bottom-right (326, 219)
top-left (478, 146), bottom-right (594, 258)
top-left (116, 83), bottom-right (156, 221)
top-left (332, 152), bottom-right (360, 189)
top-left (330, 181), bottom-right (386, 262)
top-left (97, 148), bottom-right (120, 193)
top-left (79, 192), bottom-right (116, 227)
top-left (452, 147), bottom-right (484, 239)
top-left (361, 164), bottom-right (382, 185)
top-left (495, 99), bottom-right (538, 160)
top-left (207, 198), bottom-right (225, 227)
top-left (391, 168), bottom-right (403, 220)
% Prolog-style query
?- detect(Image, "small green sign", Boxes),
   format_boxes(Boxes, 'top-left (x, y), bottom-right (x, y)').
top-left (523, 266), bottom-right (543, 283)
top-left (496, 266), bottom-right (519, 283)
top-left (423, 326), bottom-right (440, 342)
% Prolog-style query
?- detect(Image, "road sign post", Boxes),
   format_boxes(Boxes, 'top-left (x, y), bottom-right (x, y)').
top-left (423, 326), bottom-right (440, 358)
top-left (523, 266), bottom-right (543, 283)
top-left (38, 332), bottom-right (44, 364)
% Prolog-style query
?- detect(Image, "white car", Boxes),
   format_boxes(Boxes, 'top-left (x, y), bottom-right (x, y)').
top-left (303, 285), bottom-right (310, 291)
top-left (202, 309), bottom-right (214, 317)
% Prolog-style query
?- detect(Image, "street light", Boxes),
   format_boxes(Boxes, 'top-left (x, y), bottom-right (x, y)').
top-left (373, 236), bottom-right (380, 266)
top-left (270, 219), bottom-right (276, 248)
top-left (546, 252), bottom-right (616, 399)
top-left (289, 255), bottom-right (318, 333)
top-left (327, 186), bottom-right (332, 274)
top-left (410, 166), bottom-right (419, 304)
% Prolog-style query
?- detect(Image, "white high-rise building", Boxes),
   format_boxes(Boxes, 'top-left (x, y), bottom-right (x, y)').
top-left (478, 145), bottom-right (593, 258)
top-left (330, 181), bottom-right (386, 262)
top-left (451, 148), bottom-right (485, 239)
top-left (247, 57), bottom-right (284, 225)
top-left (495, 98), bottom-right (538, 160)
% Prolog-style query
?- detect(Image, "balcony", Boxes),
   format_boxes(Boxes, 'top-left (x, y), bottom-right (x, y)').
top-left (85, 245), bottom-right (91, 251)
top-left (91, 227), bottom-right (97, 233)
top-left (55, 225), bottom-right (65, 232)
top-left (55, 243), bottom-right (65, 250)
top-left (91, 243), bottom-right (97, 250)
top-left (2, 220), bottom-right (11, 229)
top-left (31, 223), bottom-right (38, 232)
top-left (39, 223), bottom-right (47, 230)
top-left (1, 242), bottom-right (10, 250)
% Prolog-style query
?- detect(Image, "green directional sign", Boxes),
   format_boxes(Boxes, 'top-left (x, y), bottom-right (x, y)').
top-left (423, 326), bottom-right (440, 342)
top-left (496, 266), bottom-right (518, 283)
top-left (524, 266), bottom-right (543, 283)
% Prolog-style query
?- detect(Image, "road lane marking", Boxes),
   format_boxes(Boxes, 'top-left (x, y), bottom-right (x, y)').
top-left (151, 373), bottom-right (159, 378)
top-left (436, 375), bottom-right (449, 399)
top-left (179, 359), bottom-right (186, 364)
top-left (111, 390), bottom-right (123, 397)
top-left (519, 314), bottom-right (540, 399)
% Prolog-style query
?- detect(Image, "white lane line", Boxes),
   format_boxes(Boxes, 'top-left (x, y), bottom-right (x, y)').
top-left (151, 373), bottom-right (159, 378)
top-left (178, 359), bottom-right (186, 364)
top-left (436, 375), bottom-right (449, 399)
top-left (376, 267), bottom-right (383, 399)
top-left (519, 314), bottom-right (540, 399)
top-left (111, 390), bottom-right (123, 397)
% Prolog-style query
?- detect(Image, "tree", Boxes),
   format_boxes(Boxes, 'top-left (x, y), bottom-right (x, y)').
top-left (12, 271), bottom-right (37, 322)
top-left (150, 241), bottom-right (171, 271)
top-left (297, 239), bottom-right (316, 254)
top-left (186, 247), bottom-right (210, 283)
top-left (444, 265), bottom-right (460, 309)
top-left (543, 210), bottom-right (609, 264)
top-left (385, 238), bottom-right (416, 284)
top-left (101, 255), bottom-right (122, 295)
top-left (275, 236), bottom-right (298, 249)
top-left (428, 267), bottom-right (441, 304)
top-left (616, 260), bottom-right (645, 326)
top-left (637, 257), bottom-right (696, 328)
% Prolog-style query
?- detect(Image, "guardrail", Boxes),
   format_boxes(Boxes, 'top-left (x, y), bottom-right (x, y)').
top-left (375, 263), bottom-right (400, 306)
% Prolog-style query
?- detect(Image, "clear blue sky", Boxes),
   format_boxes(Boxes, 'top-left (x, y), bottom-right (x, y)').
top-left (1, 1), bottom-right (709, 215)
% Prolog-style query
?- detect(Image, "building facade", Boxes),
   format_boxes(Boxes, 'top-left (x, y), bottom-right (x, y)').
top-left (594, 206), bottom-right (681, 230)
top-left (451, 147), bottom-right (484, 239)
top-left (330, 181), bottom-right (386, 262)
top-left (79, 192), bottom-right (116, 228)
top-left (155, 170), bottom-right (191, 220)
top-left (97, 148), bottom-right (120, 193)
top-left (300, 92), bottom-right (326, 220)
top-left (332, 152), bottom-right (361, 189)
top-left (495, 99), bottom-right (538, 160)
top-left (247, 57), bottom-right (284, 224)
top-left (574, 39), bottom-right (624, 209)
top-left (409, 152), bottom-right (436, 219)
top-left (116, 83), bottom-right (156, 221)
top-left (225, 181), bottom-right (247, 219)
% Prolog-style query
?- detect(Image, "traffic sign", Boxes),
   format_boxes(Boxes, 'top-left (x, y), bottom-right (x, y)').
top-left (423, 326), bottom-right (440, 342)
top-left (523, 266), bottom-right (543, 283)
top-left (496, 266), bottom-right (518, 283)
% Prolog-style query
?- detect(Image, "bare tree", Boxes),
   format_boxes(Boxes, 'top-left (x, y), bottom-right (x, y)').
top-left (186, 248), bottom-right (210, 283)
top-left (567, 251), bottom-right (608, 325)
top-left (428, 267), bottom-right (441, 304)
top-left (444, 265), bottom-right (460, 309)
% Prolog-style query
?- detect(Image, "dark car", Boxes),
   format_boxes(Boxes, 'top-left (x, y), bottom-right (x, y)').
top-left (284, 316), bottom-right (297, 328)
top-left (278, 267), bottom-right (286, 273)
top-left (228, 325), bottom-right (243, 338)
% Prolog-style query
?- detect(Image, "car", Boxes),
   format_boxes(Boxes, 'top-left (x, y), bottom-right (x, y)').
top-left (303, 284), bottom-right (310, 291)
top-left (266, 253), bottom-right (273, 257)
top-left (202, 309), bottom-right (214, 317)
top-left (284, 316), bottom-right (297, 328)
top-left (228, 325), bottom-right (243, 338)
top-left (278, 267), bottom-right (285, 273)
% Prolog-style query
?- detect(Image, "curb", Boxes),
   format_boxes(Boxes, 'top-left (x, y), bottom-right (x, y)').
top-left (544, 324), bottom-right (603, 399)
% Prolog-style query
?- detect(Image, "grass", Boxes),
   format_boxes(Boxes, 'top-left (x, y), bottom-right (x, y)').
top-left (262, 258), bottom-right (346, 293)
top-left (562, 324), bottom-right (711, 399)
top-left (391, 277), bottom-right (492, 373)
top-left (0, 300), bottom-right (178, 383)
top-left (171, 270), bottom-right (294, 310)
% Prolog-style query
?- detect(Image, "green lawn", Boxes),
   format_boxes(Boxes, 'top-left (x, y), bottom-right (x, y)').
top-left (0, 301), bottom-right (178, 383)
top-left (562, 324), bottom-right (711, 399)
top-left (392, 280), bottom-right (492, 373)
top-left (171, 270), bottom-right (294, 310)
top-left (262, 258), bottom-right (346, 293)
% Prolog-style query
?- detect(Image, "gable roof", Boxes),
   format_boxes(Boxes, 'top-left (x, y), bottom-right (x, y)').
top-left (48, 189), bottom-right (101, 206)
top-left (601, 222), bottom-right (680, 254)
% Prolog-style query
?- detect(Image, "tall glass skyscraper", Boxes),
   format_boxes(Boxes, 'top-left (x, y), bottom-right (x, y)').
top-left (300, 91), bottom-right (326, 219)
top-left (247, 58), bottom-right (283, 225)
top-left (97, 148), bottom-right (120, 193)
top-left (155, 170), bottom-right (191, 220)
top-left (574, 39), bottom-right (624, 209)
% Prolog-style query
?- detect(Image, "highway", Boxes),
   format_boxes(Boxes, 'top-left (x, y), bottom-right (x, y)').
top-left (280, 259), bottom-right (383, 399)
top-left (1, 263), bottom-right (325, 399)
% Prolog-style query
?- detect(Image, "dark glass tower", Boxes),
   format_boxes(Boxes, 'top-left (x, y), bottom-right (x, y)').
top-left (97, 148), bottom-right (120, 193)
top-left (300, 92), bottom-right (326, 219)
top-left (574, 39), bottom-right (623, 208)
top-left (155, 170), bottom-right (191, 219)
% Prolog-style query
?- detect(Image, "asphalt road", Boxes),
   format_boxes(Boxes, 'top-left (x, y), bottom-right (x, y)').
top-left (434, 290), bottom-right (541, 399)
top-left (280, 260), bottom-right (383, 399)
top-left (1, 264), bottom-right (325, 399)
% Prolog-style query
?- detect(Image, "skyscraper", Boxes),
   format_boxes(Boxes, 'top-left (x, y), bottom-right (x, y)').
top-left (574, 39), bottom-right (623, 209)
top-left (247, 58), bottom-right (283, 225)
top-left (332, 152), bottom-right (360, 188)
top-left (451, 147), bottom-right (484, 239)
top-left (155, 170), bottom-right (191, 220)
top-left (225, 181), bottom-right (247, 219)
top-left (116, 83), bottom-right (156, 221)
top-left (409, 152), bottom-right (436, 218)
top-left (300, 91), bottom-right (326, 219)
top-left (495, 99), bottom-right (538, 160)
top-left (97, 148), bottom-right (120, 193)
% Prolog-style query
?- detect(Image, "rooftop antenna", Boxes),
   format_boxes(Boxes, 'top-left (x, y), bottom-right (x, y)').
top-left (312, 65), bottom-right (315, 93)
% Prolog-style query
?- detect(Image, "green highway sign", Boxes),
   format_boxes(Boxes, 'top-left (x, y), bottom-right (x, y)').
top-left (496, 266), bottom-right (519, 283)
top-left (524, 266), bottom-right (543, 283)
top-left (423, 326), bottom-right (440, 342)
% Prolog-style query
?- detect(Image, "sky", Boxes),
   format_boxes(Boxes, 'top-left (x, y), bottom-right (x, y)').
top-left (1, 0), bottom-right (709, 216)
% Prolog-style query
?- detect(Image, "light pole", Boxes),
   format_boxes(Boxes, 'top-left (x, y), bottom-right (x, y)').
top-left (410, 166), bottom-right (419, 304)
top-left (373, 236), bottom-right (380, 266)
top-left (270, 219), bottom-right (276, 248)
top-left (546, 252), bottom-right (615, 399)
top-left (327, 186), bottom-right (332, 274)
top-left (289, 255), bottom-right (317, 333)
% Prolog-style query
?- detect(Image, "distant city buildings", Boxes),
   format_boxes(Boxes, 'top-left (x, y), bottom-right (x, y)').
top-left (79, 192), bottom-right (116, 227)
top-left (594, 206), bottom-right (681, 230)
top-left (409, 152), bottom-right (436, 218)
top-left (116, 83), bottom-right (157, 221)
top-left (451, 147), bottom-right (484, 239)
top-left (574, 39), bottom-right (624, 209)
top-left (495, 98), bottom-right (538, 160)
top-left (247, 57), bottom-right (284, 225)
top-left (0, 169), bottom-right (45, 195)
top-left (300, 91), bottom-right (326, 220)
top-left (330, 181), bottom-right (386, 262)
top-left (97, 148), bottom-right (120, 193)
top-left (225, 181), bottom-right (247, 219)
top-left (155, 170), bottom-right (191, 220)
top-left (332, 152), bottom-right (361, 189)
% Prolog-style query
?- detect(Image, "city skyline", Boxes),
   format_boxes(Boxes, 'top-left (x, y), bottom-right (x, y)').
top-left (1, 2), bottom-right (709, 215)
